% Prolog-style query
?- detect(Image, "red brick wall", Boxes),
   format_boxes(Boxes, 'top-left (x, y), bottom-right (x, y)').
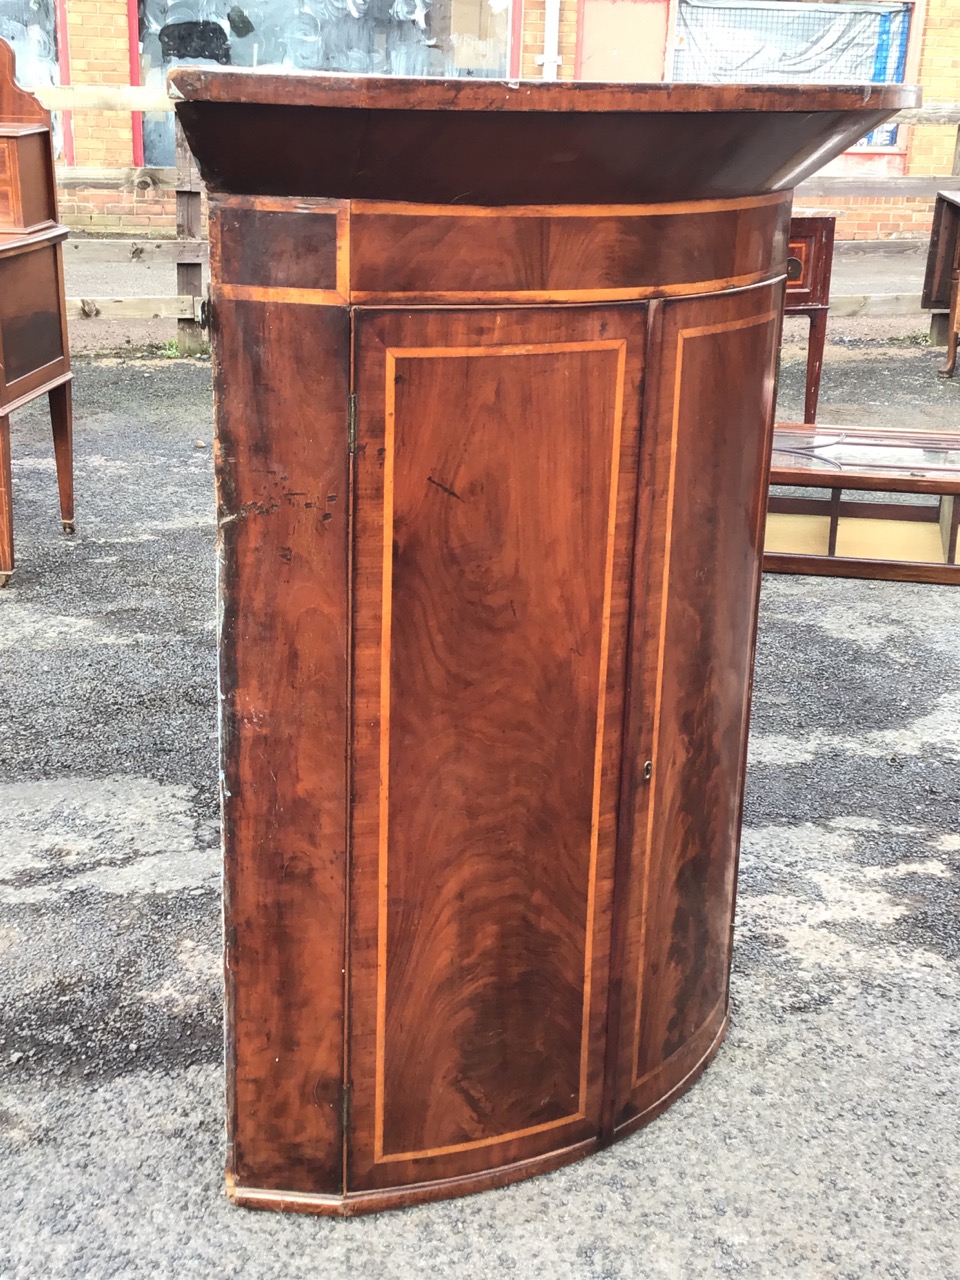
top-left (57, 184), bottom-right (184, 235)
top-left (518, 0), bottom-right (580, 79)
top-left (906, 0), bottom-right (960, 178)
top-left (792, 194), bottom-right (937, 242)
top-left (55, 1), bottom-right (208, 235)
top-left (65, 0), bottom-right (134, 167)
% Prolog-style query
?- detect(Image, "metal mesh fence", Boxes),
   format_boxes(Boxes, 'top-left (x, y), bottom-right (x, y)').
top-left (673, 0), bottom-right (911, 85)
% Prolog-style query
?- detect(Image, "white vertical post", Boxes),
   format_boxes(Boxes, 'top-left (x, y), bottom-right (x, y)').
top-left (537, 0), bottom-right (563, 80)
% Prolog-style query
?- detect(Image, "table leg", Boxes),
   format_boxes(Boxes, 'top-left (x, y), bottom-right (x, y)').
top-left (0, 414), bottom-right (12, 586)
top-left (828, 486), bottom-right (842, 556)
top-left (49, 382), bottom-right (75, 533)
top-left (804, 309), bottom-right (828, 422)
top-left (942, 494), bottom-right (960, 564)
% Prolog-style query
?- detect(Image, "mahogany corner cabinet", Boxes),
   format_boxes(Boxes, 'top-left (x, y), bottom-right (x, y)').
top-left (172, 72), bottom-right (916, 1216)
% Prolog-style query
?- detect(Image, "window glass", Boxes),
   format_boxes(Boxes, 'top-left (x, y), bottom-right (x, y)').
top-left (139, 0), bottom-right (510, 165)
top-left (0, 0), bottom-right (63, 154)
top-left (0, 0), bottom-right (59, 86)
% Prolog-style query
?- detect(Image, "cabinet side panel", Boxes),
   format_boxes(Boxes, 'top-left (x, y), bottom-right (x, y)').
top-left (0, 245), bottom-right (63, 382)
top-left (349, 305), bottom-right (644, 1193)
top-left (17, 133), bottom-right (56, 227)
top-left (618, 284), bottom-right (782, 1120)
top-left (213, 278), bottom-right (350, 1193)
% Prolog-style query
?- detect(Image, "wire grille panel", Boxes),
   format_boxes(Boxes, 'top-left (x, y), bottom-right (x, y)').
top-left (673, 0), bottom-right (911, 86)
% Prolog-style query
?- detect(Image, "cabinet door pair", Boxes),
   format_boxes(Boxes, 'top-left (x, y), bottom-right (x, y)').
top-left (215, 288), bottom-right (780, 1201)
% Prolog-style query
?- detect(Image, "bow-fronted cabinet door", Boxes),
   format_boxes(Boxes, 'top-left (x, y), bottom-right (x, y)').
top-left (346, 304), bottom-right (646, 1197)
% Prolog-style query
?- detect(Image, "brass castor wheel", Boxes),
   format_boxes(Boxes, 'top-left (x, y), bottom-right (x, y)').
top-left (0, 571), bottom-right (11, 588)
top-left (62, 520), bottom-right (75, 534)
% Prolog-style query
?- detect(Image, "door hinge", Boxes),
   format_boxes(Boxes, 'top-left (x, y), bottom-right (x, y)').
top-left (348, 393), bottom-right (357, 454)
top-left (340, 1082), bottom-right (351, 1131)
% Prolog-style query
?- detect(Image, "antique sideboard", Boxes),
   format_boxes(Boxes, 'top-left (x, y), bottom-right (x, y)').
top-left (0, 38), bottom-right (73, 586)
top-left (922, 191), bottom-right (960, 377)
top-left (172, 72), bottom-right (916, 1215)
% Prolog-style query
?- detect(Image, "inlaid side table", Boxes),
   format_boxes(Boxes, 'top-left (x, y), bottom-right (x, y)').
top-left (785, 215), bottom-right (836, 423)
top-left (0, 38), bottom-right (73, 586)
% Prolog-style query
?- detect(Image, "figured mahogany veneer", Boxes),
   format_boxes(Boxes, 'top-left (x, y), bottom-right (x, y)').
top-left (0, 39), bottom-right (74, 587)
top-left (173, 72), bottom-right (916, 1215)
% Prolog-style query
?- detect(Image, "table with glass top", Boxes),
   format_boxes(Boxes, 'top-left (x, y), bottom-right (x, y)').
top-left (765, 424), bottom-right (960, 584)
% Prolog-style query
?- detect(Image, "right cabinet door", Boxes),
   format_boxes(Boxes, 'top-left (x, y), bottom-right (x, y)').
top-left (613, 282), bottom-right (783, 1128)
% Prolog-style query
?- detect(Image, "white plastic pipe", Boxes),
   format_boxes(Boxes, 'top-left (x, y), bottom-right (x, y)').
top-left (537, 0), bottom-right (563, 80)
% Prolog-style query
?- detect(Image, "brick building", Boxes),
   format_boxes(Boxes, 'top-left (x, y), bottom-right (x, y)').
top-left (792, 0), bottom-right (960, 237)
top-left (3, 0), bottom-right (958, 239)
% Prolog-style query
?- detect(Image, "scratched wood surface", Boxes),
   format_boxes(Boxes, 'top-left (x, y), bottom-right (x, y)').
top-left (347, 305), bottom-right (645, 1192)
top-left (212, 201), bottom-right (351, 1192)
top-left (217, 204), bottom-right (340, 292)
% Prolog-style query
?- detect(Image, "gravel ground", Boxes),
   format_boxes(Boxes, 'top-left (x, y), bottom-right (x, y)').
top-left (0, 344), bottom-right (957, 1279)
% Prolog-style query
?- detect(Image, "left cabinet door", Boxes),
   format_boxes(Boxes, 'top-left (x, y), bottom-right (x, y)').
top-left (215, 289), bottom-right (351, 1197)
top-left (347, 304), bottom-right (646, 1200)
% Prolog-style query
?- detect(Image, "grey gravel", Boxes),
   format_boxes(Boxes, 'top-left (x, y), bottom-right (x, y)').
top-left (0, 343), bottom-right (958, 1279)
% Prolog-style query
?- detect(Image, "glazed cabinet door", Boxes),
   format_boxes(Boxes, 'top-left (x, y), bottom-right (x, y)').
top-left (347, 305), bottom-right (645, 1197)
top-left (612, 282), bottom-right (783, 1128)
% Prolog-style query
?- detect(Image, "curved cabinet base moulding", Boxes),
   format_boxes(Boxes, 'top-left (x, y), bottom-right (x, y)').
top-left (175, 73), bottom-right (915, 1216)
top-left (227, 1138), bottom-right (597, 1218)
top-left (226, 1015), bottom-right (731, 1218)
top-left (615, 1009), bottom-right (731, 1140)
